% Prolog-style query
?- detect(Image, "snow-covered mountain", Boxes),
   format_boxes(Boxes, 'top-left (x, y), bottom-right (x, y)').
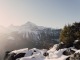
top-left (8, 22), bottom-right (45, 32)
top-left (0, 22), bottom-right (60, 35)
top-left (0, 22), bottom-right (60, 40)
top-left (0, 22), bottom-right (61, 50)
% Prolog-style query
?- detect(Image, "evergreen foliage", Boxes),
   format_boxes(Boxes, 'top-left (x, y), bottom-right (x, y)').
top-left (60, 22), bottom-right (80, 46)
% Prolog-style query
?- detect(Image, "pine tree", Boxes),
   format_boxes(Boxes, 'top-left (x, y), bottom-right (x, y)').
top-left (60, 22), bottom-right (80, 47)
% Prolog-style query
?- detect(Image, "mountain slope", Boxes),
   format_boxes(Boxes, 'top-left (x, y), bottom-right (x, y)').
top-left (0, 22), bottom-right (61, 49)
top-left (0, 22), bottom-right (61, 60)
top-left (0, 22), bottom-right (61, 51)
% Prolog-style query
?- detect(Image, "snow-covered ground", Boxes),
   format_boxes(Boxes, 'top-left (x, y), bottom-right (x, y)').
top-left (17, 48), bottom-right (78, 60)
top-left (10, 46), bottom-right (68, 60)
top-left (5, 45), bottom-right (78, 60)
top-left (5, 40), bottom-right (80, 60)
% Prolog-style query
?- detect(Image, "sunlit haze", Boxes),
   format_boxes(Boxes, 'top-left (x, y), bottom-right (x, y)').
top-left (0, 0), bottom-right (80, 28)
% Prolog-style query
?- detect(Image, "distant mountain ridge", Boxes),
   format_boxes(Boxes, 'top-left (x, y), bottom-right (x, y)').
top-left (0, 21), bottom-right (61, 49)
top-left (0, 21), bottom-right (60, 33)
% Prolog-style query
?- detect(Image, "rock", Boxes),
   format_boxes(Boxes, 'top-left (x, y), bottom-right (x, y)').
top-left (69, 52), bottom-right (80, 60)
top-left (73, 40), bottom-right (80, 49)
top-left (56, 42), bottom-right (66, 50)
top-left (63, 48), bottom-right (75, 56)
top-left (43, 52), bottom-right (49, 56)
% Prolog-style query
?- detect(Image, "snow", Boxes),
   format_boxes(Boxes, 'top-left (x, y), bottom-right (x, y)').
top-left (8, 44), bottom-right (73, 60)
top-left (7, 21), bottom-right (46, 38)
top-left (48, 44), bottom-right (58, 53)
top-left (74, 40), bottom-right (79, 43)
top-left (5, 39), bottom-right (80, 60)
top-left (11, 48), bottom-right (28, 54)
top-left (75, 50), bottom-right (80, 53)
top-left (47, 47), bottom-right (68, 60)
top-left (9, 43), bottom-right (80, 60)
top-left (0, 22), bottom-right (60, 42)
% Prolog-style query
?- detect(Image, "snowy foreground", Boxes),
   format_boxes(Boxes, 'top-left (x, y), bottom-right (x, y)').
top-left (5, 40), bottom-right (80, 60)
top-left (15, 45), bottom-right (69, 60)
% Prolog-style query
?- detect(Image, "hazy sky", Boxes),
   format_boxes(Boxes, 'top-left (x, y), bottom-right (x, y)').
top-left (0, 0), bottom-right (80, 28)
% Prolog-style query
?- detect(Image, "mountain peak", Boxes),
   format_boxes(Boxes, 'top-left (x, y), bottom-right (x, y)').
top-left (23, 21), bottom-right (37, 27)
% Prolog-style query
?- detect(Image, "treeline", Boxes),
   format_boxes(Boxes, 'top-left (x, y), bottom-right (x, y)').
top-left (60, 22), bottom-right (80, 47)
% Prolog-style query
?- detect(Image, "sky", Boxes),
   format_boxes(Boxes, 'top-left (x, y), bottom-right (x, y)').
top-left (0, 0), bottom-right (80, 28)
